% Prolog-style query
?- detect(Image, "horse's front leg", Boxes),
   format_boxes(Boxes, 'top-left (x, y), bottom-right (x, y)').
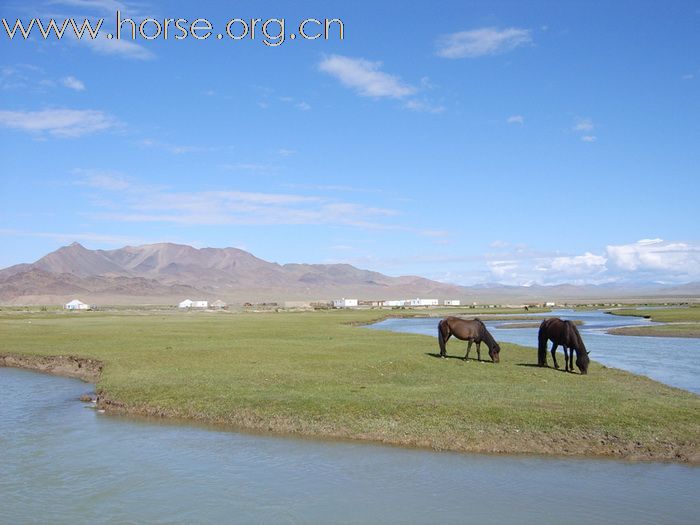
top-left (476, 342), bottom-right (482, 362)
top-left (551, 344), bottom-right (559, 369)
top-left (568, 348), bottom-right (575, 372)
top-left (563, 347), bottom-right (569, 372)
top-left (569, 347), bottom-right (574, 372)
top-left (464, 341), bottom-right (472, 361)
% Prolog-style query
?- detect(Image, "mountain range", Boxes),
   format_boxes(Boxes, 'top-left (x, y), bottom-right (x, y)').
top-left (0, 242), bottom-right (698, 305)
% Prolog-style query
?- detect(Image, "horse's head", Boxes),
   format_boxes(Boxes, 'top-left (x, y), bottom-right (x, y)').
top-left (576, 350), bottom-right (589, 375)
top-left (489, 343), bottom-right (501, 363)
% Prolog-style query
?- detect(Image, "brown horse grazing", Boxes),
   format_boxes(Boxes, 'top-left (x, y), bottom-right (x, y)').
top-left (437, 317), bottom-right (501, 363)
top-left (537, 318), bottom-right (589, 374)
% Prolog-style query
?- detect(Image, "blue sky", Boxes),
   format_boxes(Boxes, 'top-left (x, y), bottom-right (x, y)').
top-left (1, 0), bottom-right (699, 285)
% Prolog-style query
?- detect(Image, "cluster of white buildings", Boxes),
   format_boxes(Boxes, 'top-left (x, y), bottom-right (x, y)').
top-left (63, 297), bottom-right (460, 311)
top-left (332, 298), bottom-right (460, 309)
top-left (178, 299), bottom-right (228, 310)
top-left (332, 298), bottom-right (359, 308)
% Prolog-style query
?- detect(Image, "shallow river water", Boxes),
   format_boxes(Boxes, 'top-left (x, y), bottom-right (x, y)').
top-left (1, 366), bottom-right (698, 524)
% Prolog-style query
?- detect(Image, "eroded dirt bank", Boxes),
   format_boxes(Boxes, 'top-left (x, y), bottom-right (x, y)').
top-left (0, 353), bottom-right (102, 382)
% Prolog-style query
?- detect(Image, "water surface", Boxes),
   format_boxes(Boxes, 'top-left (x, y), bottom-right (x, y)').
top-left (1, 367), bottom-right (698, 524)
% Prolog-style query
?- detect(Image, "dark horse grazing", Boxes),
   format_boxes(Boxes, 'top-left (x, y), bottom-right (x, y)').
top-left (537, 318), bottom-right (589, 374)
top-left (437, 317), bottom-right (501, 363)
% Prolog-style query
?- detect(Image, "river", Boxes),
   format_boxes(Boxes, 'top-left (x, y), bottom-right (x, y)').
top-left (1, 367), bottom-right (698, 524)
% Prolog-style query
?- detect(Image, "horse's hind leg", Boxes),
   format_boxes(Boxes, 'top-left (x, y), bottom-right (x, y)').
top-left (464, 341), bottom-right (472, 361)
top-left (439, 325), bottom-right (451, 358)
top-left (551, 344), bottom-right (559, 369)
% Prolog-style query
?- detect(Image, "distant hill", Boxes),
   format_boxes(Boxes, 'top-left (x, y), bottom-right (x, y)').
top-left (0, 242), bottom-right (697, 305)
top-left (0, 242), bottom-right (465, 305)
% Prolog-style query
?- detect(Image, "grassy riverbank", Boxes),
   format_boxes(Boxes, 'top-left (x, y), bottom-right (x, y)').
top-left (607, 307), bottom-right (700, 338)
top-left (1, 309), bottom-right (698, 463)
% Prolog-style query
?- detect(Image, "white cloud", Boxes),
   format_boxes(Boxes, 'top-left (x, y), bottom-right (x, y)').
top-left (318, 55), bottom-right (416, 99)
top-left (546, 252), bottom-right (608, 277)
top-left (507, 115), bottom-right (524, 125)
top-left (1, 65), bottom-right (35, 90)
top-left (0, 109), bottom-right (117, 137)
top-left (94, 191), bottom-right (398, 228)
top-left (74, 173), bottom-right (446, 238)
top-left (283, 183), bottom-right (381, 194)
top-left (488, 260), bottom-right (519, 278)
top-left (74, 169), bottom-right (133, 191)
top-left (295, 101), bottom-right (311, 111)
top-left (404, 99), bottom-right (445, 114)
top-left (483, 239), bottom-right (700, 285)
top-left (49, 0), bottom-right (133, 12)
top-left (220, 163), bottom-right (276, 173)
top-left (318, 55), bottom-right (444, 113)
top-left (606, 239), bottom-right (700, 278)
top-left (436, 27), bottom-right (532, 59)
top-left (139, 138), bottom-right (224, 155)
top-left (61, 75), bottom-right (85, 91)
top-left (83, 35), bottom-right (155, 60)
top-left (573, 117), bottom-right (594, 132)
top-left (48, 0), bottom-right (154, 59)
top-left (572, 117), bottom-right (598, 142)
top-left (1, 66), bottom-right (84, 93)
top-left (76, 175), bottom-right (405, 231)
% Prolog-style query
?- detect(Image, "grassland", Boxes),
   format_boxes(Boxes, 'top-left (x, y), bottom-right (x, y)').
top-left (607, 307), bottom-right (700, 338)
top-left (1, 309), bottom-right (698, 463)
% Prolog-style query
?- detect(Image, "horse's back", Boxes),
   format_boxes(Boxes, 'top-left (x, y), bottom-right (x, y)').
top-left (441, 316), bottom-right (481, 340)
top-left (539, 318), bottom-right (567, 342)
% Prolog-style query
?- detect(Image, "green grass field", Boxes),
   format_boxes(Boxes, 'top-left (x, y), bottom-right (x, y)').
top-left (608, 306), bottom-right (700, 323)
top-left (607, 307), bottom-right (700, 338)
top-left (1, 309), bottom-right (698, 462)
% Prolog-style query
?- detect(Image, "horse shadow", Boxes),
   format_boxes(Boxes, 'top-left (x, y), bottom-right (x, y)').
top-left (425, 352), bottom-right (493, 363)
top-left (516, 363), bottom-right (578, 374)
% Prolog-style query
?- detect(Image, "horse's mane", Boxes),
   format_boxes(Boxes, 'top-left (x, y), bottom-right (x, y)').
top-left (564, 320), bottom-right (587, 353)
top-left (476, 319), bottom-right (498, 350)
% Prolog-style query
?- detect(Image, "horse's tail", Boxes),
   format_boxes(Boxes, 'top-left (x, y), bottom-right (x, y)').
top-left (437, 319), bottom-right (447, 356)
top-left (537, 320), bottom-right (549, 367)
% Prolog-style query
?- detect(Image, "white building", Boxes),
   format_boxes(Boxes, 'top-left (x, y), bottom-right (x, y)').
top-left (545, 301), bottom-right (556, 307)
top-left (385, 300), bottom-right (407, 307)
top-left (179, 299), bottom-right (209, 309)
top-left (443, 299), bottom-right (461, 306)
top-left (333, 298), bottom-right (358, 308)
top-left (210, 300), bottom-right (228, 310)
top-left (64, 299), bottom-right (90, 310)
top-left (409, 298), bottom-right (439, 307)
